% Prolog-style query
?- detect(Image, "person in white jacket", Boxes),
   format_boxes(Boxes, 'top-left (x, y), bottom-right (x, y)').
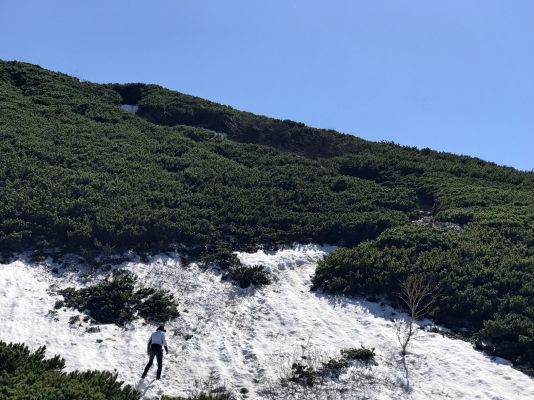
top-left (141, 325), bottom-right (169, 379)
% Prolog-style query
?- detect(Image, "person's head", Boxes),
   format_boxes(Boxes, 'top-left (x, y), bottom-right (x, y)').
top-left (156, 325), bottom-right (166, 332)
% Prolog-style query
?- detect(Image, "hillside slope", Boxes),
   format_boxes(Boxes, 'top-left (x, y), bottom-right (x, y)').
top-left (0, 61), bottom-right (411, 256)
top-left (1, 247), bottom-right (533, 399)
top-left (1, 61), bottom-right (532, 257)
top-left (0, 60), bottom-right (533, 373)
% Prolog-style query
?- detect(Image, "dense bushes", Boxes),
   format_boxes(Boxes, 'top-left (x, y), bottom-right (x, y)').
top-left (478, 314), bottom-right (534, 369)
top-left (0, 61), bottom-right (409, 257)
top-left (0, 341), bottom-right (139, 400)
top-left (313, 224), bottom-right (534, 369)
top-left (59, 272), bottom-right (179, 325)
top-left (2, 61), bottom-right (532, 260)
top-left (225, 265), bottom-right (271, 289)
top-left (198, 243), bottom-right (271, 288)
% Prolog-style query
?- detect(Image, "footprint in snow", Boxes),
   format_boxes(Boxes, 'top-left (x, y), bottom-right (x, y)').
top-left (135, 378), bottom-right (157, 395)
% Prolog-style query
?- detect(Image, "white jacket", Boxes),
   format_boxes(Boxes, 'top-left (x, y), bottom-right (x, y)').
top-left (148, 330), bottom-right (167, 347)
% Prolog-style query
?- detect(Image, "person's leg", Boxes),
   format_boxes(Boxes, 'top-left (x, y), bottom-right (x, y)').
top-left (142, 351), bottom-right (156, 378)
top-left (156, 349), bottom-right (163, 379)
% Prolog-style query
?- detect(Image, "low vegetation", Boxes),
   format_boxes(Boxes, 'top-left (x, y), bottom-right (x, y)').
top-left (286, 346), bottom-right (376, 387)
top-left (199, 244), bottom-right (271, 288)
top-left (0, 61), bottom-right (409, 258)
top-left (313, 224), bottom-right (534, 369)
top-left (341, 346), bottom-right (376, 362)
top-left (0, 341), bottom-right (139, 400)
top-left (225, 264), bottom-right (271, 289)
top-left (59, 272), bottom-right (179, 325)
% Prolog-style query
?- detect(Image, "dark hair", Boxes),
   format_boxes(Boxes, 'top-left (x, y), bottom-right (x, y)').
top-left (157, 325), bottom-right (166, 332)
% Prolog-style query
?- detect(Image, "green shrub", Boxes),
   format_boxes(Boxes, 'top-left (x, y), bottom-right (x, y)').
top-left (53, 300), bottom-right (64, 309)
top-left (59, 272), bottom-right (179, 325)
top-left (314, 224), bottom-right (534, 369)
top-left (285, 348), bottom-right (375, 387)
top-left (341, 346), bottom-right (376, 362)
top-left (321, 357), bottom-right (349, 378)
top-left (0, 341), bottom-right (139, 400)
top-left (315, 346), bottom-right (376, 380)
top-left (477, 314), bottom-right (534, 366)
top-left (0, 61), bottom-right (414, 257)
top-left (225, 265), bottom-right (271, 289)
top-left (287, 362), bottom-right (319, 387)
top-left (199, 241), bottom-right (241, 270)
top-left (136, 288), bottom-right (180, 322)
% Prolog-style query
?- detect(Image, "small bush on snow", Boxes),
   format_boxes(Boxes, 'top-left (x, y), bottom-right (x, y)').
top-left (341, 346), bottom-right (376, 363)
top-left (226, 264), bottom-right (271, 288)
top-left (321, 357), bottom-right (349, 378)
top-left (283, 346), bottom-right (377, 388)
top-left (59, 272), bottom-right (179, 325)
top-left (53, 300), bottom-right (64, 309)
top-left (286, 362), bottom-right (319, 387)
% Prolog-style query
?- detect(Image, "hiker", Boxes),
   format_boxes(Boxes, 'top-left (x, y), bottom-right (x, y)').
top-left (141, 325), bottom-right (169, 380)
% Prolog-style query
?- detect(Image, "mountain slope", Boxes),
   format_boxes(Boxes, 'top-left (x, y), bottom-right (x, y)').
top-left (1, 61), bottom-right (532, 256)
top-left (0, 60), bottom-right (533, 374)
top-left (1, 247), bottom-right (533, 399)
top-left (0, 61), bottom-right (410, 256)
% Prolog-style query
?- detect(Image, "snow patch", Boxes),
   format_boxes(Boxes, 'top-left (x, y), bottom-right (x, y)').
top-left (0, 245), bottom-right (532, 399)
top-left (121, 104), bottom-right (138, 113)
top-left (235, 244), bottom-right (336, 274)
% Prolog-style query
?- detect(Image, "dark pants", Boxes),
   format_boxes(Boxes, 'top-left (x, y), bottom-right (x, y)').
top-left (142, 344), bottom-right (163, 379)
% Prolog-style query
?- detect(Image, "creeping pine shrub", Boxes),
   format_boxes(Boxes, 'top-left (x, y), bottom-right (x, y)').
top-left (319, 346), bottom-right (375, 380)
top-left (201, 242), bottom-right (240, 270)
top-left (59, 272), bottom-right (179, 325)
top-left (321, 357), bottom-right (349, 378)
top-left (288, 362), bottom-right (319, 386)
top-left (288, 358), bottom-right (348, 386)
top-left (201, 242), bottom-right (270, 288)
top-left (341, 346), bottom-right (376, 363)
top-left (0, 341), bottom-right (140, 400)
top-left (135, 287), bottom-right (180, 322)
top-left (287, 346), bottom-right (377, 387)
top-left (53, 300), bottom-right (64, 309)
top-left (226, 264), bottom-right (271, 288)
top-left (0, 251), bottom-right (12, 263)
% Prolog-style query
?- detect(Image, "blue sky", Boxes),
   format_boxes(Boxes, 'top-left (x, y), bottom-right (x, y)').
top-left (1, 1), bottom-right (533, 170)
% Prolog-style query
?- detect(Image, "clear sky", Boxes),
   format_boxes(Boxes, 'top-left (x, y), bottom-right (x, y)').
top-left (1, 1), bottom-right (533, 171)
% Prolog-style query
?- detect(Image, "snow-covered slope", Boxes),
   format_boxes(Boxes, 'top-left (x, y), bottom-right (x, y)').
top-left (0, 245), bottom-right (532, 399)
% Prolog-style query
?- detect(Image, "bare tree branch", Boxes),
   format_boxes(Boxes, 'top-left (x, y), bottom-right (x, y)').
top-left (396, 274), bottom-right (439, 355)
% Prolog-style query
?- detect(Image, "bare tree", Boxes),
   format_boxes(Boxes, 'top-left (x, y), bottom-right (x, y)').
top-left (396, 274), bottom-right (438, 355)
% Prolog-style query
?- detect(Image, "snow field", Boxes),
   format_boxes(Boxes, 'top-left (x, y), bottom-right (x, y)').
top-left (0, 244), bottom-right (532, 399)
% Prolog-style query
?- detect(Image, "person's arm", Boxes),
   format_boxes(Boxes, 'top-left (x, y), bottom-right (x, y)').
top-left (147, 336), bottom-right (152, 353)
top-left (163, 334), bottom-right (168, 354)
